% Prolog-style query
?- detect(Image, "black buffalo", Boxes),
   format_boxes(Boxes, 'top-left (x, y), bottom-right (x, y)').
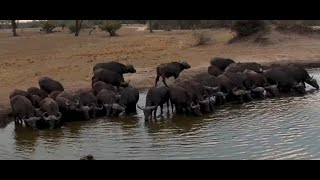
top-left (97, 89), bottom-right (126, 117)
top-left (168, 85), bottom-right (202, 116)
top-left (138, 86), bottom-right (170, 121)
top-left (285, 65), bottom-right (319, 90)
top-left (93, 61), bottom-right (136, 76)
top-left (38, 77), bottom-right (64, 94)
top-left (225, 62), bottom-right (263, 73)
top-left (175, 80), bottom-right (212, 113)
top-left (9, 89), bottom-right (36, 107)
top-left (10, 95), bottom-right (40, 129)
top-left (92, 81), bottom-right (118, 96)
top-left (119, 86), bottom-right (140, 115)
top-left (216, 73), bottom-right (251, 102)
top-left (210, 57), bottom-right (235, 71)
top-left (27, 87), bottom-right (48, 99)
top-left (155, 61), bottom-right (191, 87)
top-left (39, 98), bottom-right (62, 129)
top-left (263, 66), bottom-right (308, 94)
top-left (49, 91), bottom-right (62, 100)
top-left (92, 68), bottom-right (130, 89)
top-left (79, 91), bottom-right (103, 118)
top-left (208, 65), bottom-right (223, 77)
top-left (56, 91), bottom-right (91, 121)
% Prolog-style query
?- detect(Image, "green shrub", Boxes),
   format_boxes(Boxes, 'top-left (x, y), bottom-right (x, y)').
top-left (42, 22), bottom-right (56, 33)
top-left (231, 20), bottom-right (270, 38)
top-left (192, 29), bottom-right (211, 46)
top-left (68, 24), bottom-right (77, 33)
top-left (275, 23), bottom-right (317, 34)
top-left (99, 21), bottom-right (122, 36)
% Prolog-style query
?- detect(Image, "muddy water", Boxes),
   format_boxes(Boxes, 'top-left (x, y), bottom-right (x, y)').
top-left (1, 69), bottom-right (320, 160)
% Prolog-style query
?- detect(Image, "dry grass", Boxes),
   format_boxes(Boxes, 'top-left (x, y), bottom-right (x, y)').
top-left (1, 25), bottom-right (320, 107)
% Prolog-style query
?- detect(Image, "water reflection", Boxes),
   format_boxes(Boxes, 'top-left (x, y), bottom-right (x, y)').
top-left (14, 126), bottom-right (40, 154)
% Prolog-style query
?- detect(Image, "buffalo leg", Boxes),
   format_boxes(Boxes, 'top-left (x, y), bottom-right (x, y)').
top-left (153, 106), bottom-right (158, 119)
top-left (162, 76), bottom-right (169, 88)
top-left (154, 75), bottom-right (160, 87)
top-left (167, 100), bottom-right (170, 114)
top-left (171, 102), bottom-right (174, 114)
top-left (14, 117), bottom-right (18, 125)
top-left (160, 104), bottom-right (164, 116)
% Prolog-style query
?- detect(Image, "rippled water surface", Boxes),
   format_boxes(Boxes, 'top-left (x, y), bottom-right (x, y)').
top-left (1, 69), bottom-right (320, 160)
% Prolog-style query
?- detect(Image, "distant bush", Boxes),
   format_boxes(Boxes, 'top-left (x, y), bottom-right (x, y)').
top-left (148, 20), bottom-right (233, 31)
top-left (41, 22), bottom-right (56, 33)
top-left (275, 23), bottom-right (319, 34)
top-left (59, 23), bottom-right (66, 30)
top-left (231, 20), bottom-right (270, 38)
top-left (99, 21), bottom-right (122, 36)
top-left (192, 29), bottom-right (211, 46)
top-left (81, 23), bottom-right (91, 29)
top-left (68, 24), bottom-right (77, 33)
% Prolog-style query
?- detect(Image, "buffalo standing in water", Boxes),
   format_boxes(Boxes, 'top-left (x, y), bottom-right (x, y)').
top-left (10, 95), bottom-right (40, 129)
top-left (118, 86), bottom-right (140, 115)
top-left (39, 98), bottom-right (62, 129)
top-left (138, 86), bottom-right (170, 121)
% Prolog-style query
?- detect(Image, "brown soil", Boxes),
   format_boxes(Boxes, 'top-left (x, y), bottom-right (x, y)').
top-left (1, 24), bottom-right (320, 115)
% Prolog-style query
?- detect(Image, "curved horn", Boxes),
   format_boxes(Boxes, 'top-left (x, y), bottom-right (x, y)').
top-left (104, 103), bottom-right (112, 108)
top-left (191, 102), bottom-right (200, 109)
top-left (55, 112), bottom-right (62, 120)
top-left (112, 103), bottom-right (126, 111)
top-left (95, 104), bottom-right (104, 110)
top-left (66, 100), bottom-right (71, 106)
top-left (203, 85), bottom-right (219, 91)
top-left (199, 99), bottom-right (209, 104)
top-left (42, 112), bottom-right (50, 121)
top-left (137, 104), bottom-right (144, 110)
top-left (252, 87), bottom-right (265, 92)
top-left (232, 88), bottom-right (245, 96)
top-left (75, 100), bottom-right (80, 105)
top-left (138, 104), bottom-right (156, 110)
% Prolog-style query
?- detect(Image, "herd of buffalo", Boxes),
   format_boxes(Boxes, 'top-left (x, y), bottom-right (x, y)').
top-left (8, 57), bottom-right (319, 130)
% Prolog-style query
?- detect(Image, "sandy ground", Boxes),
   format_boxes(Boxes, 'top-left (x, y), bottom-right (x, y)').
top-left (1, 24), bottom-right (320, 113)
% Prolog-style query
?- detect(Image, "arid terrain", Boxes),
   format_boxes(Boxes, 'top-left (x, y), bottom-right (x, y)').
top-left (1, 24), bottom-right (320, 112)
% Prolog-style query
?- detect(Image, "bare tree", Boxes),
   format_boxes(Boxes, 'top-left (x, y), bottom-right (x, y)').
top-left (11, 20), bottom-right (18, 36)
top-left (75, 20), bottom-right (84, 36)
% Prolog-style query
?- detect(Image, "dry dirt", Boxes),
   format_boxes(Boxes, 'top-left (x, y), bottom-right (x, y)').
top-left (1, 24), bottom-right (320, 112)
